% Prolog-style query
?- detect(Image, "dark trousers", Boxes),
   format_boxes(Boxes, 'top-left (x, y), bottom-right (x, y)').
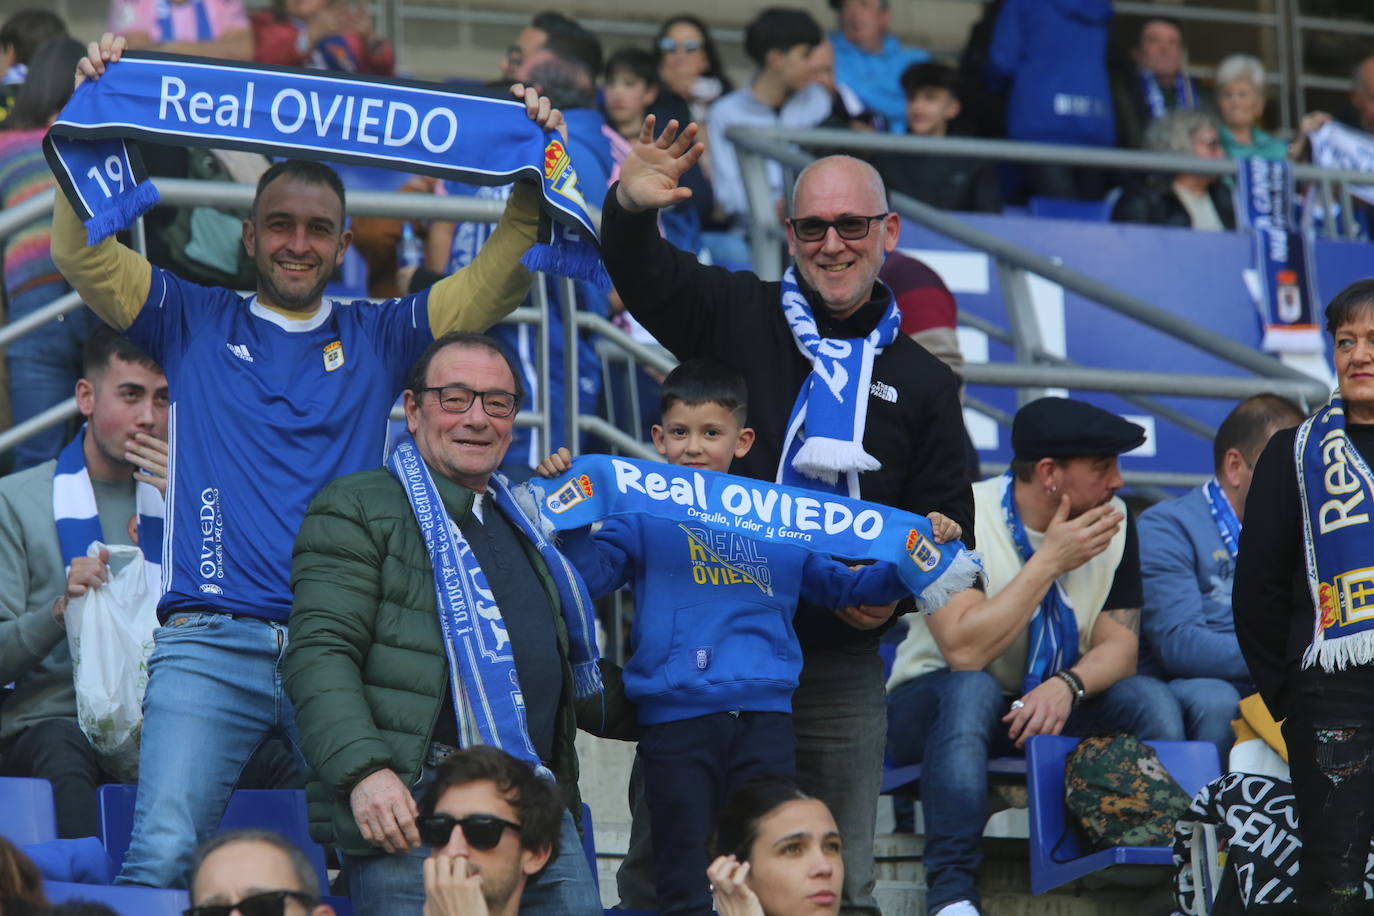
top-left (639, 711), bottom-right (796, 916)
top-left (1283, 709), bottom-right (1374, 914)
top-left (1, 718), bottom-right (113, 839)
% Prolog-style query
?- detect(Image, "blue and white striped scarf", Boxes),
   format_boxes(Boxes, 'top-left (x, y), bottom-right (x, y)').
top-left (388, 436), bottom-right (600, 776)
top-left (53, 426), bottom-right (164, 592)
top-left (777, 266), bottom-right (901, 499)
top-left (43, 52), bottom-right (608, 287)
top-left (1000, 471), bottom-right (1078, 693)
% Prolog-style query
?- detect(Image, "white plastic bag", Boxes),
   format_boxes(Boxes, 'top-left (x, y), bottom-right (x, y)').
top-left (65, 541), bottom-right (158, 782)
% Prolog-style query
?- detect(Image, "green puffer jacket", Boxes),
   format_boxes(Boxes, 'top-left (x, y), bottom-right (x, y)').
top-left (284, 466), bottom-right (636, 858)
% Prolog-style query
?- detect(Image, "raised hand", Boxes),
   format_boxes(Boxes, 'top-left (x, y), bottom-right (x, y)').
top-left (423, 853), bottom-right (489, 916)
top-left (75, 32), bottom-right (126, 90)
top-left (615, 115), bottom-right (705, 214)
top-left (510, 82), bottom-right (567, 142)
top-left (1037, 495), bottom-right (1122, 577)
top-left (127, 432), bottom-right (169, 497)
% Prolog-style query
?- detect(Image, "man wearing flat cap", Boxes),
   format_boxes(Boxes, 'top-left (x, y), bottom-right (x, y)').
top-left (884, 397), bottom-right (1183, 916)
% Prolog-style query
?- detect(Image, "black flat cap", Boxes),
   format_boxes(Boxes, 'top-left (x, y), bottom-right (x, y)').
top-left (1011, 397), bottom-right (1146, 461)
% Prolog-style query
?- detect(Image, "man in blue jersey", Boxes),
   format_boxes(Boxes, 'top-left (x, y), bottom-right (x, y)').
top-left (53, 33), bottom-right (569, 889)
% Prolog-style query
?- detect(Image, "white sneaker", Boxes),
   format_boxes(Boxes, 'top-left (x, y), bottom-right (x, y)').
top-left (935, 902), bottom-right (981, 916)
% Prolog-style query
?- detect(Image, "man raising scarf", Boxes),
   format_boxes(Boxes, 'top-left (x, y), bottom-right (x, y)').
top-left (50, 34), bottom-right (572, 892)
top-left (596, 116), bottom-right (975, 915)
top-left (285, 332), bottom-right (634, 916)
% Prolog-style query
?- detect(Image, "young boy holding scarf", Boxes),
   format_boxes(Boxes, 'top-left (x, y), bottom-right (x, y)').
top-left (537, 357), bottom-right (962, 916)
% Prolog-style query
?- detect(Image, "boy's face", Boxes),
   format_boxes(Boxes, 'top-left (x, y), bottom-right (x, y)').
top-left (652, 401), bottom-right (755, 473)
top-left (770, 43), bottom-right (818, 92)
top-left (604, 72), bottom-right (657, 127)
top-left (906, 87), bottom-right (960, 136)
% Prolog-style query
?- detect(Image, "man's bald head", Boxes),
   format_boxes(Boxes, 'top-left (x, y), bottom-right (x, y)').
top-left (790, 155), bottom-right (887, 218)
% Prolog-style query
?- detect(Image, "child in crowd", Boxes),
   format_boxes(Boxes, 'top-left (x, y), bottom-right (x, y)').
top-left (603, 47), bottom-right (659, 142)
top-left (872, 62), bottom-right (1000, 214)
top-left (537, 358), bottom-right (959, 916)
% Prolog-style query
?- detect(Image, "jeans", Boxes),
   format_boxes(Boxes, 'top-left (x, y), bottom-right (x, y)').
top-left (887, 669), bottom-right (1183, 912)
top-left (115, 613), bottom-right (305, 888)
top-left (345, 807), bottom-right (601, 916)
top-left (640, 712), bottom-right (796, 916)
top-left (1, 718), bottom-right (114, 839)
top-left (1168, 677), bottom-right (1241, 772)
top-left (792, 648), bottom-right (886, 916)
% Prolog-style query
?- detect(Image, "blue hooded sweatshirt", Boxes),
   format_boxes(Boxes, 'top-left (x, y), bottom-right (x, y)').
top-left (987, 0), bottom-right (1115, 147)
top-left (561, 515), bottom-right (909, 725)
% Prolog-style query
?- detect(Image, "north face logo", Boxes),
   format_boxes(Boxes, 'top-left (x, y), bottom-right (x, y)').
top-left (870, 381), bottom-right (897, 403)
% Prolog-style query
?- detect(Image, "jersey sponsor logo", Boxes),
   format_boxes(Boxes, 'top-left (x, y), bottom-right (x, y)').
top-left (870, 381), bottom-right (897, 403)
top-left (323, 340), bottom-right (345, 372)
top-left (683, 524), bottom-right (773, 595)
top-left (226, 343), bottom-right (254, 363)
top-left (199, 487), bottom-right (226, 581)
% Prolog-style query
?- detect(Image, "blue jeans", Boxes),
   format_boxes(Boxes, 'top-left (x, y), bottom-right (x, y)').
top-left (115, 613), bottom-right (304, 888)
top-left (345, 807), bottom-right (600, 916)
top-left (886, 669), bottom-right (1183, 913)
top-left (1167, 677), bottom-right (1240, 773)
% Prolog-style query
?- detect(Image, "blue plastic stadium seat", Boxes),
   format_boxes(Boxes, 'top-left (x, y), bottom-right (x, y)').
top-left (0, 776), bottom-right (58, 845)
top-left (1027, 195), bottom-right (1115, 223)
top-left (1025, 735), bottom-right (1221, 895)
top-left (98, 786), bottom-right (327, 888)
top-left (45, 880), bottom-right (189, 916)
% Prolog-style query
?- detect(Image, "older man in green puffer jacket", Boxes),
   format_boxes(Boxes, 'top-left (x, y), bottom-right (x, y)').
top-left (284, 331), bottom-right (636, 916)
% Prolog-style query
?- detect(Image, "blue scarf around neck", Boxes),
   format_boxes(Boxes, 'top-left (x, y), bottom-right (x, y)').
top-left (387, 437), bottom-right (600, 775)
top-left (1295, 395), bottom-right (1374, 671)
top-left (1000, 471), bottom-right (1078, 693)
top-left (777, 266), bottom-right (901, 499)
top-left (53, 426), bottom-right (165, 591)
top-left (1204, 477), bottom-right (1241, 563)
top-left (1139, 68), bottom-right (1197, 120)
top-left (43, 52), bottom-right (608, 287)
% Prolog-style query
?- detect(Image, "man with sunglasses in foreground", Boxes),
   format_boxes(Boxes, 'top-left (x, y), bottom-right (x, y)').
top-left (600, 119), bottom-right (975, 916)
top-left (285, 332), bottom-right (633, 916)
top-left (186, 829), bottom-right (334, 916)
top-left (417, 746), bottom-right (565, 916)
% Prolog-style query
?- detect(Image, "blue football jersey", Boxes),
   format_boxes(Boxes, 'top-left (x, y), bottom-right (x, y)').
top-left (126, 268), bottom-right (433, 620)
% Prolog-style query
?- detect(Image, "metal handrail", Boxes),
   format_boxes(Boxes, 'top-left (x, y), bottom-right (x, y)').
top-left (729, 128), bottom-right (1324, 387)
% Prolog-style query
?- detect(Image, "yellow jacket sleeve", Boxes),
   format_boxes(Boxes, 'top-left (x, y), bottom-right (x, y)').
top-left (50, 190), bottom-right (152, 331)
top-left (425, 180), bottom-right (541, 336)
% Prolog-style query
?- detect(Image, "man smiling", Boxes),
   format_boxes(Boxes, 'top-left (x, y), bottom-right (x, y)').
top-left (599, 119), bottom-right (973, 915)
top-left (51, 34), bottom-right (566, 891)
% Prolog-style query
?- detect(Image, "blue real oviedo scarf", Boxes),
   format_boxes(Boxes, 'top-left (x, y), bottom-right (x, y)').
top-left (1295, 395), bottom-right (1374, 671)
top-left (1000, 471), bottom-right (1078, 693)
top-left (777, 266), bottom-right (901, 499)
top-left (53, 426), bottom-right (165, 592)
top-left (532, 455), bottom-right (983, 614)
top-left (43, 52), bottom-right (608, 286)
top-left (388, 437), bottom-right (601, 776)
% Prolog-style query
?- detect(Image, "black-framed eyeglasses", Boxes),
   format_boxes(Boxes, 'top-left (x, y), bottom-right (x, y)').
top-left (788, 213), bottom-right (889, 243)
top-left (657, 37), bottom-right (704, 54)
top-left (418, 385), bottom-right (519, 418)
top-left (184, 890), bottom-right (319, 916)
top-left (419, 813), bottom-right (523, 850)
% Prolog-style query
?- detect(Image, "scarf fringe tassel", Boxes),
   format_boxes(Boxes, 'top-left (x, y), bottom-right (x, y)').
top-left (522, 242), bottom-right (611, 291)
top-left (916, 550), bottom-right (984, 615)
top-left (85, 181), bottom-right (160, 246)
top-left (792, 437), bottom-right (881, 485)
top-left (1303, 630), bottom-right (1374, 672)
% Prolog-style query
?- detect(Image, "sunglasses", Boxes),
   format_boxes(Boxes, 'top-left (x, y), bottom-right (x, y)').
top-left (184, 890), bottom-right (318, 916)
top-left (788, 213), bottom-right (889, 243)
top-left (419, 813), bottom-right (523, 850)
top-left (657, 37), bottom-right (704, 54)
